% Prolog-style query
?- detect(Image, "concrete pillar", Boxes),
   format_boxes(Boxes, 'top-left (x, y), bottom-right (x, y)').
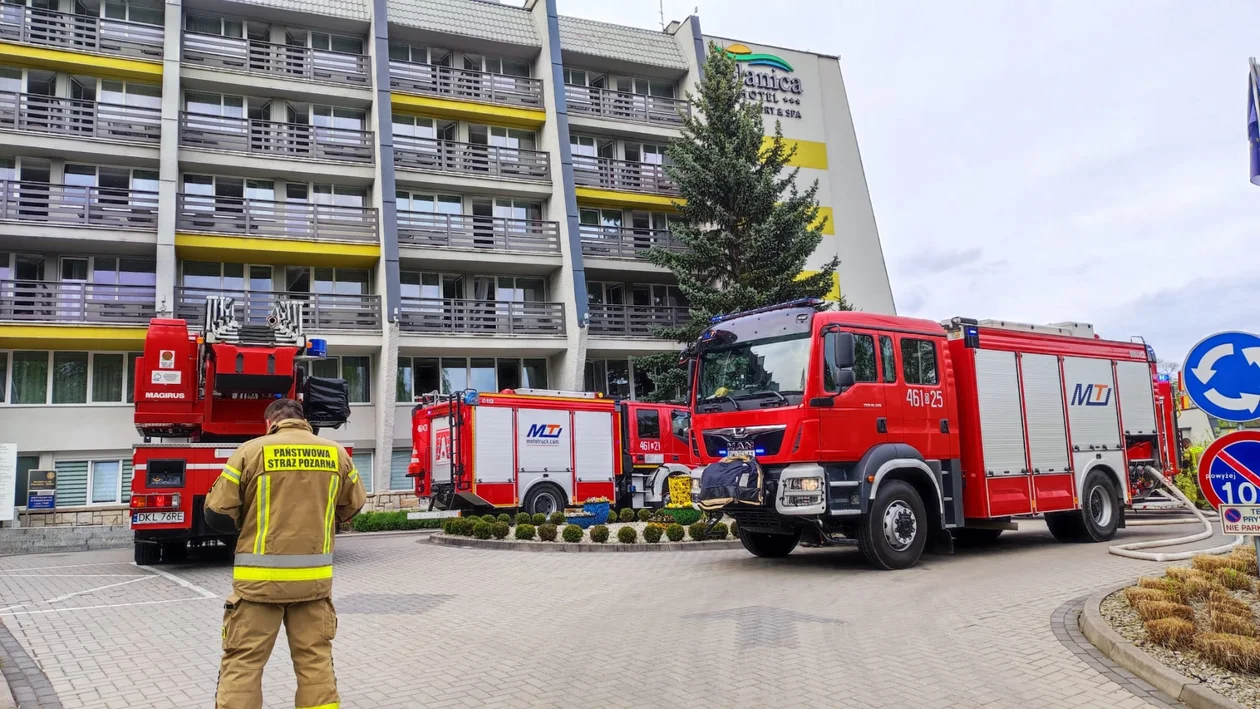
top-left (154, 0), bottom-right (183, 318)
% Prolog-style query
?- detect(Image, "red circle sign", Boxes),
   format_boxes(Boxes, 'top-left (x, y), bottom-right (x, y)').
top-left (1197, 430), bottom-right (1260, 510)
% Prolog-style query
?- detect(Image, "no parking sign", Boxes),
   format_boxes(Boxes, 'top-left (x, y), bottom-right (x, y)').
top-left (1197, 430), bottom-right (1260, 510)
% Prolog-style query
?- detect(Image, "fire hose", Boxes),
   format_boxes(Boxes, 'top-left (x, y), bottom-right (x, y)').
top-left (1107, 466), bottom-right (1245, 562)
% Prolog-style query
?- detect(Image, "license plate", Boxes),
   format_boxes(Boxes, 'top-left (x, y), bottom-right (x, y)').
top-left (132, 512), bottom-right (184, 524)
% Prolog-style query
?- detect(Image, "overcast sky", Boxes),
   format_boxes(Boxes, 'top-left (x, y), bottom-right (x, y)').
top-left (558, 0), bottom-right (1260, 367)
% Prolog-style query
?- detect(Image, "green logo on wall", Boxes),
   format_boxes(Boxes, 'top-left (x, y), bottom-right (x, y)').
top-left (724, 43), bottom-right (794, 73)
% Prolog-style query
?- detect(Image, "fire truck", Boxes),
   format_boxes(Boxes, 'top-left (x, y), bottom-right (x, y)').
top-left (409, 390), bottom-right (693, 514)
top-left (128, 297), bottom-right (350, 565)
top-left (689, 299), bottom-right (1180, 570)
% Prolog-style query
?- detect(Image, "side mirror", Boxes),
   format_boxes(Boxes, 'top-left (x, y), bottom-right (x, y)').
top-left (833, 332), bottom-right (856, 369)
top-left (836, 369), bottom-right (856, 389)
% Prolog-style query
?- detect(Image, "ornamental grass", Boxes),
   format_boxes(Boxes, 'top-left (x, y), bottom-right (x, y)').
top-left (1133, 600), bottom-right (1195, 623)
top-left (1194, 633), bottom-right (1260, 673)
top-left (1144, 618), bottom-right (1196, 649)
top-left (1208, 609), bottom-right (1258, 637)
top-left (1123, 587), bottom-right (1169, 606)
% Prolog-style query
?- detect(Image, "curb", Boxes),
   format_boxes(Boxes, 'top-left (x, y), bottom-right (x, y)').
top-left (1079, 581), bottom-right (1247, 709)
top-left (339, 528), bottom-right (442, 539)
top-left (0, 675), bottom-right (15, 709)
top-left (428, 534), bottom-right (744, 553)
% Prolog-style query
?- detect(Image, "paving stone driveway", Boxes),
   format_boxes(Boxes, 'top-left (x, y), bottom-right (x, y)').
top-left (0, 521), bottom-right (1235, 709)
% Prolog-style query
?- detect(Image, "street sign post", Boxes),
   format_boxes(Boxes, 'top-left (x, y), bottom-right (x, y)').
top-left (1221, 505), bottom-right (1260, 535)
top-left (26, 469), bottom-right (55, 511)
top-left (1197, 430), bottom-right (1260, 510)
top-left (1182, 331), bottom-right (1260, 422)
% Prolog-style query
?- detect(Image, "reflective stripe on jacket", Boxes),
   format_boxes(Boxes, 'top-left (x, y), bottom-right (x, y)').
top-left (205, 419), bottom-right (367, 603)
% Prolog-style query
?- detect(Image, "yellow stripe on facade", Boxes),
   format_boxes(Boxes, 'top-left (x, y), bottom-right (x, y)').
top-left (797, 270), bottom-right (842, 301)
top-left (0, 324), bottom-right (145, 350)
top-left (175, 233), bottom-right (381, 268)
top-left (0, 41), bottom-right (162, 81)
top-left (763, 137), bottom-right (829, 170)
top-left (233, 565), bottom-right (333, 582)
top-left (390, 92), bottom-right (546, 129)
top-left (574, 187), bottom-right (682, 211)
top-left (813, 206), bottom-right (835, 235)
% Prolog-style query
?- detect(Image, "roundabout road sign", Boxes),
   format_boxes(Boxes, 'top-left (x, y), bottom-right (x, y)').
top-left (1198, 430), bottom-right (1260, 510)
top-left (1183, 330), bottom-right (1260, 422)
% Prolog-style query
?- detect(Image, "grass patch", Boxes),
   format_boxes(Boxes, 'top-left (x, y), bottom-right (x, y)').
top-left (1124, 587), bottom-right (1170, 606)
top-left (1138, 577), bottom-right (1186, 603)
top-left (1194, 633), bottom-right (1260, 673)
top-left (1145, 618), bottom-right (1196, 649)
top-left (1133, 600), bottom-right (1194, 622)
top-left (1209, 609), bottom-right (1258, 637)
top-left (1218, 568), bottom-right (1254, 592)
top-left (1209, 591), bottom-right (1254, 618)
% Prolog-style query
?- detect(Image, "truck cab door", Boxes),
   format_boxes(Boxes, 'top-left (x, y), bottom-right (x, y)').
top-left (891, 334), bottom-right (949, 459)
top-left (819, 329), bottom-right (885, 460)
top-left (630, 405), bottom-right (664, 466)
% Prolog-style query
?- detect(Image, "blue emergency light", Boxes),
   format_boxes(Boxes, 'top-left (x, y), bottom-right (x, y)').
top-left (306, 338), bottom-right (328, 359)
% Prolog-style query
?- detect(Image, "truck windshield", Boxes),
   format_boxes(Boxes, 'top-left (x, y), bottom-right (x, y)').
top-left (697, 334), bottom-right (811, 409)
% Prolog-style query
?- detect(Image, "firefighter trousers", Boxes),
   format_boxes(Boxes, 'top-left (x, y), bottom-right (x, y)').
top-left (216, 595), bottom-right (339, 709)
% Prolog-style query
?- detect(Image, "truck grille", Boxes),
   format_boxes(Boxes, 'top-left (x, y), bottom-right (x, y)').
top-left (728, 508), bottom-right (795, 535)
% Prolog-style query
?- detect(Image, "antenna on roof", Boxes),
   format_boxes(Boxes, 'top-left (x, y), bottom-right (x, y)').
top-left (659, 0), bottom-right (665, 29)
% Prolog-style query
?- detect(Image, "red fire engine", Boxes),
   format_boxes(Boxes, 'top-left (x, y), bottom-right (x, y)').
top-left (128, 297), bottom-right (350, 565)
top-left (409, 390), bottom-right (693, 514)
top-left (688, 299), bottom-right (1180, 570)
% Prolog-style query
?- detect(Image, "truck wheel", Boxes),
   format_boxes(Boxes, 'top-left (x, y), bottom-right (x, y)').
top-left (738, 528), bottom-right (801, 558)
top-left (951, 528), bottom-right (1003, 546)
top-left (1046, 470), bottom-right (1120, 543)
top-left (522, 483), bottom-right (566, 516)
top-left (134, 542), bottom-right (160, 566)
top-left (859, 480), bottom-right (928, 570)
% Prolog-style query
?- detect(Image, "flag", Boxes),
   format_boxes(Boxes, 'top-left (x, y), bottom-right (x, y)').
top-left (1250, 59), bottom-right (1260, 185)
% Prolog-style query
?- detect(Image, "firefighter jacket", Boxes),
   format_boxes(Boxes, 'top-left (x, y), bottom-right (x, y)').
top-left (205, 418), bottom-right (366, 604)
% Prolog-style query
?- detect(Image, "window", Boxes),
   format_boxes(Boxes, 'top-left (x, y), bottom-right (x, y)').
top-left (353, 450), bottom-right (374, 492)
top-left (12, 455), bottom-right (38, 509)
top-left (54, 458), bottom-right (131, 507)
top-left (401, 357), bottom-right (547, 397)
top-left (0, 351), bottom-right (5, 403)
top-left (670, 410), bottom-right (689, 441)
top-left (91, 460), bottom-right (122, 504)
top-left (485, 57), bottom-right (530, 77)
top-left (586, 358), bottom-right (655, 400)
top-left (103, 0), bottom-right (163, 26)
top-left (311, 356), bottom-right (371, 402)
top-left (92, 353), bottom-right (125, 402)
top-left (880, 335), bottom-right (896, 383)
top-left (185, 15), bottom-right (243, 38)
top-left (391, 448), bottom-right (415, 491)
top-left (636, 409), bottom-right (660, 438)
top-left (901, 339), bottom-right (939, 385)
top-left (12, 351), bottom-right (48, 404)
top-left (311, 33), bottom-right (362, 55)
top-left (852, 334), bottom-right (877, 383)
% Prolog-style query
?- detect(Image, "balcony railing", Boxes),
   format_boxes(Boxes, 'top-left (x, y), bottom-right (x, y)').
top-left (0, 280), bottom-right (155, 324)
top-left (0, 181), bottom-right (158, 230)
top-left (564, 85), bottom-right (689, 126)
top-left (587, 304), bottom-right (689, 338)
top-left (175, 194), bottom-right (378, 242)
top-left (179, 112), bottom-right (374, 163)
top-left (175, 288), bottom-right (381, 331)
top-left (394, 136), bottom-right (550, 181)
top-left (397, 212), bottom-right (560, 254)
top-left (579, 226), bottom-right (684, 259)
top-left (572, 157), bottom-right (678, 196)
top-left (399, 298), bottom-right (564, 336)
top-left (0, 91), bottom-right (161, 143)
top-left (182, 33), bottom-right (370, 86)
top-left (0, 6), bottom-right (163, 59)
top-left (389, 60), bottom-right (543, 108)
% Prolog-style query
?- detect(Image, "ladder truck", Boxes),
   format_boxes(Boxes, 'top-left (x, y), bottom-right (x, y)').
top-left (128, 296), bottom-right (350, 565)
top-left (688, 299), bottom-right (1180, 570)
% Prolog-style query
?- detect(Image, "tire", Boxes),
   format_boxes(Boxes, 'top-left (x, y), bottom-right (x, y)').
top-left (160, 542), bottom-right (187, 563)
top-left (1047, 470), bottom-right (1121, 543)
top-left (521, 483), bottom-right (566, 516)
top-left (134, 541), bottom-right (160, 566)
top-left (951, 528), bottom-right (1003, 546)
top-left (738, 528), bottom-right (801, 558)
top-left (858, 480), bottom-right (928, 570)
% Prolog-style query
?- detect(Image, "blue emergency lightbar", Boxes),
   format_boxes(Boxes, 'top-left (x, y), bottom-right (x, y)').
top-left (709, 298), bottom-right (824, 324)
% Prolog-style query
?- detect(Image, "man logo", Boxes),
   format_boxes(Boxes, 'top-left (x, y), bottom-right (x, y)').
top-left (1070, 383), bottom-right (1112, 407)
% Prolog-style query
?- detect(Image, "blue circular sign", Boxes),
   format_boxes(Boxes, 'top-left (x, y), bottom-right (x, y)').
top-left (1198, 431), bottom-right (1260, 509)
top-left (1182, 331), bottom-right (1260, 423)
top-left (1225, 508), bottom-right (1243, 524)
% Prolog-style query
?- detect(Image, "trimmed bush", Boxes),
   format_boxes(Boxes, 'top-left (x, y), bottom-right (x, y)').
top-left (442, 517), bottom-right (459, 535)
top-left (666, 523), bottom-right (685, 542)
top-left (1195, 632), bottom-right (1260, 673)
top-left (491, 521), bottom-right (510, 540)
top-left (473, 521), bottom-right (493, 540)
top-left (562, 524), bottom-right (584, 543)
top-left (515, 523), bottom-right (536, 541)
top-left (531, 513), bottom-right (547, 526)
top-left (618, 526), bottom-right (638, 544)
top-left (497, 513), bottom-right (511, 525)
top-left (661, 507), bottom-right (702, 526)
top-left (619, 508), bottom-right (636, 523)
top-left (515, 512), bottom-right (531, 525)
top-left (730, 520), bottom-right (738, 538)
top-left (637, 508), bottom-right (651, 522)
top-left (688, 521), bottom-right (708, 541)
top-left (709, 522), bottom-right (729, 540)
top-left (1145, 618), bottom-right (1195, 649)
top-left (1218, 567), bottom-right (1254, 591)
top-left (643, 524), bottom-right (663, 543)
top-left (1210, 609), bottom-right (1257, 637)
top-left (538, 523), bottom-right (558, 542)
top-left (1133, 600), bottom-right (1194, 622)
top-left (549, 512), bottom-right (567, 526)
top-left (350, 510), bottom-right (445, 533)
top-left (483, 514), bottom-right (499, 525)
top-left (590, 525), bottom-right (610, 543)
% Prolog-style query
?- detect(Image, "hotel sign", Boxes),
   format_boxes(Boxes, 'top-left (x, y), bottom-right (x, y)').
top-left (726, 44), bottom-right (805, 120)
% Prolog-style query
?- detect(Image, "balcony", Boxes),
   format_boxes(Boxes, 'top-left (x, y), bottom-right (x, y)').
top-left (587, 304), bottom-right (688, 338)
top-left (394, 136), bottom-right (550, 182)
top-left (399, 299), bottom-right (564, 336)
top-left (180, 112), bottom-right (374, 163)
top-left (397, 212), bottom-right (560, 254)
top-left (175, 287), bottom-right (381, 331)
top-left (389, 61), bottom-right (543, 109)
top-left (175, 194), bottom-right (378, 242)
top-left (565, 85), bottom-right (689, 126)
top-left (0, 6), bottom-right (163, 59)
top-left (0, 181), bottom-right (158, 230)
top-left (0, 91), bottom-right (160, 143)
top-left (579, 225), bottom-right (683, 260)
top-left (572, 158), bottom-right (677, 196)
top-left (182, 33), bottom-right (370, 87)
top-left (0, 280), bottom-right (155, 324)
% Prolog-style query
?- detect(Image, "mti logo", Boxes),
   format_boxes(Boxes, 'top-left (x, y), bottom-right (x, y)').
top-left (526, 424), bottom-right (563, 439)
top-left (1070, 383), bottom-right (1112, 407)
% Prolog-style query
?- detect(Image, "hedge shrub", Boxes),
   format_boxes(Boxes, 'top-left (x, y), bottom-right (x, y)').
top-left (497, 513), bottom-right (512, 525)
top-left (483, 514), bottom-right (499, 525)
top-left (549, 512), bottom-right (567, 526)
top-left (538, 523), bottom-right (558, 542)
top-left (351, 511), bottom-right (445, 533)
top-left (709, 522), bottom-right (729, 540)
top-left (590, 525), bottom-right (610, 543)
top-left (562, 524), bottom-right (584, 543)
top-left (515, 512), bottom-right (531, 525)
top-left (515, 523), bottom-right (536, 541)
top-left (491, 521), bottom-right (510, 540)
top-left (665, 523), bottom-right (684, 542)
top-left (637, 509), bottom-right (651, 522)
top-left (617, 526), bottom-right (637, 543)
top-left (472, 521), bottom-right (492, 540)
top-left (729, 520), bottom-right (739, 538)
top-left (643, 524), bottom-right (663, 543)
top-left (688, 521), bottom-right (708, 541)
top-left (531, 513), bottom-right (547, 525)
top-left (619, 508), bottom-right (635, 523)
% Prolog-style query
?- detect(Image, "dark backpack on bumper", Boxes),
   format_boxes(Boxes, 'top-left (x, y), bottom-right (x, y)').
top-left (698, 454), bottom-right (765, 510)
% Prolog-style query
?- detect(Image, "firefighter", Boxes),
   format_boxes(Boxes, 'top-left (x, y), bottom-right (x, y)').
top-left (205, 398), bottom-right (366, 709)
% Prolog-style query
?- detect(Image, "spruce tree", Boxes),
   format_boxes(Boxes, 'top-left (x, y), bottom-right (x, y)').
top-left (634, 41), bottom-right (845, 401)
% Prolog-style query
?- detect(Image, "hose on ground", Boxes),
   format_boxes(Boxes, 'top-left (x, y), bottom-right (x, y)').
top-left (1107, 466), bottom-right (1244, 562)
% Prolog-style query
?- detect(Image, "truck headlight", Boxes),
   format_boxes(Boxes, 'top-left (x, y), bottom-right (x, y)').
top-left (785, 494), bottom-right (822, 507)
top-left (787, 477), bottom-right (823, 492)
